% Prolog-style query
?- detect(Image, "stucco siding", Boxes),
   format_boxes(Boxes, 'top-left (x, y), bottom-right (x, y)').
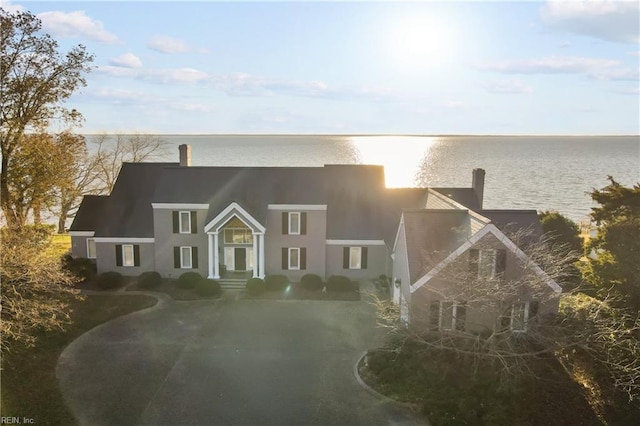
top-left (325, 244), bottom-right (388, 280)
top-left (153, 208), bottom-right (209, 278)
top-left (96, 242), bottom-right (155, 276)
top-left (265, 209), bottom-right (327, 281)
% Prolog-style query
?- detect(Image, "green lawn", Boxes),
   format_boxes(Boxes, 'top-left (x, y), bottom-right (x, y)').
top-left (1, 294), bottom-right (157, 424)
top-left (47, 233), bottom-right (71, 258)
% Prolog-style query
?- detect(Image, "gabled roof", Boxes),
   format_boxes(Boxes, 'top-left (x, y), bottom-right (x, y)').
top-left (480, 210), bottom-right (543, 237)
top-left (403, 209), bottom-right (471, 283)
top-left (432, 188), bottom-right (480, 211)
top-left (69, 195), bottom-right (110, 231)
top-left (409, 224), bottom-right (562, 295)
top-left (94, 162), bottom-right (178, 237)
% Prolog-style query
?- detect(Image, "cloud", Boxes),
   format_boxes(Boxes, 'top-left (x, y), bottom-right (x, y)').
top-left (478, 55), bottom-right (638, 81)
top-left (483, 79), bottom-right (534, 94)
top-left (85, 88), bottom-right (162, 104)
top-left (541, 0), bottom-right (640, 44)
top-left (109, 53), bottom-right (143, 69)
top-left (37, 10), bottom-right (118, 43)
top-left (443, 101), bottom-right (474, 110)
top-left (612, 87), bottom-right (640, 95)
top-left (147, 35), bottom-right (192, 54)
top-left (0, 0), bottom-right (23, 13)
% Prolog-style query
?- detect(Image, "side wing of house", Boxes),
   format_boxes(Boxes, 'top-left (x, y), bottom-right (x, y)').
top-left (68, 195), bottom-right (110, 261)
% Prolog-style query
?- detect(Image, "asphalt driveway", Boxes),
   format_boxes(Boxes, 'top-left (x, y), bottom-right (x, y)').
top-left (57, 293), bottom-right (423, 426)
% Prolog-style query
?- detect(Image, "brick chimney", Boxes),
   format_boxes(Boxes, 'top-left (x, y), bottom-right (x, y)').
top-left (472, 168), bottom-right (485, 208)
top-left (179, 144), bottom-right (191, 167)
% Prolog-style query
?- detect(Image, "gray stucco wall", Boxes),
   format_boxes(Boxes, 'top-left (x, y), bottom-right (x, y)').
top-left (325, 244), bottom-right (388, 281)
top-left (264, 209), bottom-right (327, 281)
top-left (153, 208), bottom-right (209, 278)
top-left (71, 236), bottom-right (91, 258)
top-left (96, 242), bottom-right (155, 276)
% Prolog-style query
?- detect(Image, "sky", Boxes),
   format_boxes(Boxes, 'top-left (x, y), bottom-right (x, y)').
top-left (2, 0), bottom-right (639, 134)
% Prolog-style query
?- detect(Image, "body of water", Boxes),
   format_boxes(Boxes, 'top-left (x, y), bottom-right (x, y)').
top-left (91, 135), bottom-right (639, 223)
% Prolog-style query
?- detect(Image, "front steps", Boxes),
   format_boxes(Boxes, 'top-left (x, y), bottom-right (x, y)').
top-left (218, 279), bottom-right (246, 290)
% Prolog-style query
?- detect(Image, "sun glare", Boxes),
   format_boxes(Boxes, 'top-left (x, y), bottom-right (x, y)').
top-left (389, 15), bottom-right (453, 67)
top-left (350, 136), bottom-right (437, 187)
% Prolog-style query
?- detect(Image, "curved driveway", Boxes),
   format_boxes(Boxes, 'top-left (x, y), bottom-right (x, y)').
top-left (57, 292), bottom-right (424, 426)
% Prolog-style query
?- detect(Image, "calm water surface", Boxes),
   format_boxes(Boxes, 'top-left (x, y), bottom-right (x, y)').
top-left (90, 135), bottom-right (639, 223)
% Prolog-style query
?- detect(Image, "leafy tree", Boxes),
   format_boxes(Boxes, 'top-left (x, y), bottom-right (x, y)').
top-left (584, 177), bottom-right (640, 311)
top-left (539, 210), bottom-right (583, 255)
top-left (1, 8), bottom-right (93, 229)
top-left (0, 225), bottom-right (81, 351)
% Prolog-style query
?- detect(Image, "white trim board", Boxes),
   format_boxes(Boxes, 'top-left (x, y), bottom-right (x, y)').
top-left (204, 202), bottom-right (266, 233)
top-left (94, 237), bottom-right (155, 243)
top-left (409, 224), bottom-right (562, 294)
top-left (326, 239), bottom-right (386, 246)
top-left (69, 231), bottom-right (95, 237)
top-left (152, 203), bottom-right (209, 209)
top-left (267, 204), bottom-right (327, 211)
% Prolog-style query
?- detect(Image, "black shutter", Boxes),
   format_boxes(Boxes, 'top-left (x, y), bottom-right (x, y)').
top-left (429, 302), bottom-right (440, 330)
top-left (174, 247), bottom-right (180, 268)
top-left (301, 213), bottom-right (307, 235)
top-left (529, 301), bottom-right (539, 318)
top-left (115, 245), bottom-right (123, 266)
top-left (133, 245), bottom-right (140, 266)
top-left (455, 302), bottom-right (467, 331)
top-left (191, 211), bottom-right (197, 233)
top-left (192, 246), bottom-right (198, 268)
top-left (300, 248), bottom-right (307, 270)
top-left (282, 247), bottom-right (288, 270)
top-left (496, 249), bottom-right (507, 277)
top-left (500, 303), bottom-right (512, 330)
top-left (343, 247), bottom-right (350, 269)
top-left (282, 213), bottom-right (288, 235)
top-left (172, 211), bottom-right (179, 233)
top-left (469, 249), bottom-right (479, 277)
top-left (362, 247), bottom-right (368, 269)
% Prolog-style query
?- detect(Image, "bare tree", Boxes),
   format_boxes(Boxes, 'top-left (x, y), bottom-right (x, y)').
top-left (91, 133), bottom-right (169, 193)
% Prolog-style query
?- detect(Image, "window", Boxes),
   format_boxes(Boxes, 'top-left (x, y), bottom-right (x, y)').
top-left (430, 300), bottom-right (467, 331)
top-left (500, 301), bottom-right (539, 332)
top-left (289, 247), bottom-right (300, 270)
top-left (282, 212), bottom-right (307, 235)
top-left (470, 249), bottom-right (506, 279)
top-left (224, 228), bottom-right (252, 244)
top-left (122, 244), bottom-right (134, 267)
top-left (115, 244), bottom-right (140, 267)
top-left (87, 238), bottom-right (96, 259)
top-left (181, 246), bottom-right (192, 268)
top-left (173, 246), bottom-right (198, 269)
top-left (173, 211), bottom-right (196, 234)
top-left (343, 247), bottom-right (368, 269)
top-left (281, 247), bottom-right (306, 270)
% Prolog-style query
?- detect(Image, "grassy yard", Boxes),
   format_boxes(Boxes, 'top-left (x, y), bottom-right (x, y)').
top-left (1, 294), bottom-right (157, 424)
top-left (47, 233), bottom-right (71, 258)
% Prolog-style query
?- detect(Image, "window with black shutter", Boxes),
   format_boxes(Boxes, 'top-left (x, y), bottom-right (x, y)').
top-left (192, 246), bottom-right (198, 268)
top-left (429, 301), bottom-right (440, 330)
top-left (455, 302), bottom-right (467, 331)
top-left (133, 245), bottom-right (140, 266)
top-left (300, 247), bottom-right (306, 270)
top-left (282, 247), bottom-right (288, 270)
top-left (172, 211), bottom-right (179, 233)
top-left (174, 247), bottom-right (181, 268)
top-left (343, 247), bottom-right (350, 269)
top-left (469, 249), bottom-right (479, 277)
top-left (190, 211), bottom-right (197, 233)
top-left (116, 244), bottom-right (123, 266)
top-left (282, 213), bottom-right (288, 235)
top-left (300, 212), bottom-right (307, 235)
top-left (362, 247), bottom-right (368, 269)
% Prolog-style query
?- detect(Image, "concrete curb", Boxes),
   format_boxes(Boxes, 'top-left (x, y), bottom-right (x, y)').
top-left (353, 351), bottom-right (417, 409)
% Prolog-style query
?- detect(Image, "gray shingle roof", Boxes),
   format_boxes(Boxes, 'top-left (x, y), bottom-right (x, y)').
top-left (432, 188), bottom-right (481, 211)
top-left (480, 209), bottom-right (543, 245)
top-left (69, 195), bottom-right (110, 231)
top-left (403, 209), bottom-right (470, 283)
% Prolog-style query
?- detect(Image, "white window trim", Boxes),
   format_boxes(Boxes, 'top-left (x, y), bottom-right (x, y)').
top-left (439, 301), bottom-right (465, 331)
top-left (511, 301), bottom-right (530, 333)
top-left (86, 238), bottom-right (96, 259)
top-left (179, 211), bottom-right (192, 234)
top-left (288, 212), bottom-right (301, 235)
top-left (122, 244), bottom-right (135, 267)
top-left (180, 246), bottom-right (193, 269)
top-left (224, 227), bottom-right (252, 244)
top-left (349, 246), bottom-right (362, 269)
top-left (288, 247), bottom-right (300, 270)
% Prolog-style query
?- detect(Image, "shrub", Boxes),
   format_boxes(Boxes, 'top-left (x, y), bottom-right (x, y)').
top-left (265, 274), bottom-right (289, 292)
top-left (137, 271), bottom-right (162, 289)
top-left (62, 254), bottom-right (97, 281)
top-left (95, 271), bottom-right (124, 290)
top-left (300, 273), bottom-right (323, 291)
top-left (177, 272), bottom-right (202, 289)
top-left (326, 275), bottom-right (356, 292)
top-left (195, 279), bottom-right (221, 298)
top-left (246, 277), bottom-right (266, 296)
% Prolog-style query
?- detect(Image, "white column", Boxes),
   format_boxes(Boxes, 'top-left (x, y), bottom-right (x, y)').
top-left (252, 233), bottom-right (259, 278)
top-left (208, 233), bottom-right (214, 278)
top-left (258, 233), bottom-right (265, 278)
top-left (213, 232), bottom-right (220, 279)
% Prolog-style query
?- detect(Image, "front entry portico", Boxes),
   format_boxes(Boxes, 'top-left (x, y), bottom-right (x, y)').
top-left (204, 202), bottom-right (266, 279)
